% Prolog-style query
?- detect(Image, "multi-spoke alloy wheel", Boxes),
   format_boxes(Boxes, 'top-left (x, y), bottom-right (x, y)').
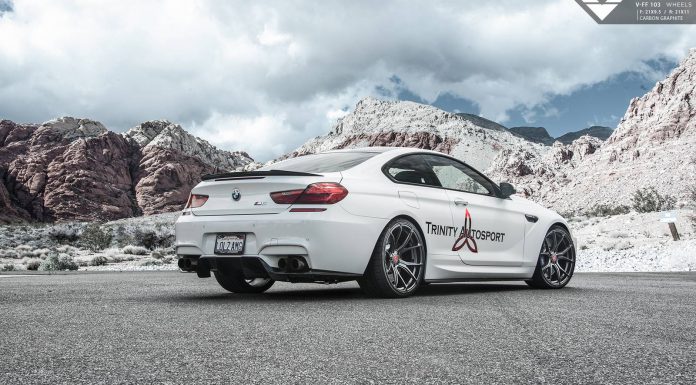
top-left (359, 218), bottom-right (425, 298)
top-left (526, 226), bottom-right (575, 289)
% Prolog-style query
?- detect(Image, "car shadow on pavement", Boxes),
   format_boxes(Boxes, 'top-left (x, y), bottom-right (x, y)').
top-left (168, 281), bottom-right (579, 303)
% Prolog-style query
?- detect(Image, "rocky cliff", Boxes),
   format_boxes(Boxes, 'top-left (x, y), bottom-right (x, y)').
top-left (488, 49), bottom-right (696, 213)
top-left (0, 118), bottom-right (253, 222)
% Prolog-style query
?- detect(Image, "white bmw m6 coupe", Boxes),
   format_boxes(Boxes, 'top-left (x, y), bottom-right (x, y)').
top-left (175, 148), bottom-right (576, 298)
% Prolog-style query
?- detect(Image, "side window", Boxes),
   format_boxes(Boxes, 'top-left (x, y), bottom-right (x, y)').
top-left (424, 155), bottom-right (493, 195)
top-left (385, 154), bottom-right (441, 187)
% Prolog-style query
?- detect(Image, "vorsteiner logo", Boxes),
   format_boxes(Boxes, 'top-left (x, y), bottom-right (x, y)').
top-left (581, 0), bottom-right (623, 21)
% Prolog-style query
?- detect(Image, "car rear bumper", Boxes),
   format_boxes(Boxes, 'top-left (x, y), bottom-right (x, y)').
top-left (179, 255), bottom-right (363, 283)
top-left (174, 205), bottom-right (385, 275)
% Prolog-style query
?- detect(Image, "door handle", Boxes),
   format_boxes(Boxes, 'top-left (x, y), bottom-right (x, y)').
top-left (454, 199), bottom-right (468, 206)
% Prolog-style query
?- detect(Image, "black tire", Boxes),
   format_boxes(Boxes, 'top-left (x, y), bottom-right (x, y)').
top-left (358, 218), bottom-right (426, 298)
top-left (526, 225), bottom-right (576, 289)
top-left (214, 270), bottom-right (274, 294)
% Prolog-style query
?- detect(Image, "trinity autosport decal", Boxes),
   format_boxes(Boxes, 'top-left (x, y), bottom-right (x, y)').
top-left (425, 209), bottom-right (506, 253)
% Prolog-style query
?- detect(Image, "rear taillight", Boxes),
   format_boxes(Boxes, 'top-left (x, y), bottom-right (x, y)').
top-left (269, 189), bottom-right (305, 204)
top-left (270, 182), bottom-right (348, 205)
top-left (184, 194), bottom-right (209, 208)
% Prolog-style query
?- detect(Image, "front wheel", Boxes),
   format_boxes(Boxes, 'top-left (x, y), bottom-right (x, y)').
top-left (214, 270), bottom-right (274, 293)
top-left (358, 218), bottom-right (426, 298)
top-left (526, 226), bottom-right (575, 289)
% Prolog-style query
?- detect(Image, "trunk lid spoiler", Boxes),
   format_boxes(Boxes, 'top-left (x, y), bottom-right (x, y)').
top-left (202, 170), bottom-right (321, 181)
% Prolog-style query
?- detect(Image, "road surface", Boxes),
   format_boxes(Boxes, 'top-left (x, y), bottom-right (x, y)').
top-left (1, 271), bottom-right (694, 384)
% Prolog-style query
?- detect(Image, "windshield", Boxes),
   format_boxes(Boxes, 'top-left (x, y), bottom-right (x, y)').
top-left (261, 152), bottom-right (377, 173)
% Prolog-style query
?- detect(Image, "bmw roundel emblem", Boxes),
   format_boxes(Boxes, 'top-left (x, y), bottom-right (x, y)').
top-left (231, 188), bottom-right (241, 201)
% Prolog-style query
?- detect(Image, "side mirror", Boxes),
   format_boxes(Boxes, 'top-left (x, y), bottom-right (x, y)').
top-left (499, 182), bottom-right (516, 199)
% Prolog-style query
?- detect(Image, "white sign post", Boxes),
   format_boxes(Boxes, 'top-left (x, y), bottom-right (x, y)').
top-left (658, 211), bottom-right (680, 241)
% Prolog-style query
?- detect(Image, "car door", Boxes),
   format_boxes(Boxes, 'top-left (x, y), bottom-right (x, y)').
top-left (423, 154), bottom-right (527, 267)
top-left (383, 154), bottom-right (458, 276)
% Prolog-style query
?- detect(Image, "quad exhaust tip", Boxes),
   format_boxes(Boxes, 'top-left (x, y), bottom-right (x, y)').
top-left (277, 256), bottom-right (308, 273)
top-left (178, 257), bottom-right (198, 272)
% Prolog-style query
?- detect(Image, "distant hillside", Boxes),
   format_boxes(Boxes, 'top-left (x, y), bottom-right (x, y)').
top-left (509, 126), bottom-right (554, 145)
top-left (455, 113), bottom-right (508, 132)
top-left (457, 114), bottom-right (612, 145)
top-left (556, 126), bottom-right (613, 144)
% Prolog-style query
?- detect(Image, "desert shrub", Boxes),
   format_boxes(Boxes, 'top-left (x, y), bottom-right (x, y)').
top-left (609, 231), bottom-right (629, 239)
top-left (80, 223), bottom-right (113, 252)
top-left (39, 253), bottom-right (79, 271)
top-left (102, 248), bottom-right (127, 263)
top-left (25, 258), bottom-right (42, 271)
top-left (48, 223), bottom-right (81, 244)
top-left (2, 263), bottom-right (15, 271)
top-left (90, 255), bottom-right (108, 266)
top-left (0, 248), bottom-right (19, 259)
top-left (557, 210), bottom-right (576, 219)
top-left (585, 204), bottom-right (630, 217)
top-left (55, 245), bottom-right (78, 254)
top-left (133, 229), bottom-right (174, 250)
top-left (13, 247), bottom-right (51, 259)
top-left (150, 249), bottom-right (165, 259)
top-left (631, 187), bottom-right (676, 213)
top-left (139, 258), bottom-right (162, 267)
top-left (76, 259), bottom-right (89, 267)
top-left (30, 248), bottom-right (51, 258)
top-left (121, 245), bottom-right (149, 255)
top-left (688, 185), bottom-right (696, 230)
top-left (615, 241), bottom-right (633, 250)
top-left (111, 225), bottom-right (133, 248)
top-left (687, 184), bottom-right (696, 206)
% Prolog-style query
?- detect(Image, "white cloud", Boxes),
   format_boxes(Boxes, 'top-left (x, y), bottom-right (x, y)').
top-left (0, 0), bottom-right (695, 161)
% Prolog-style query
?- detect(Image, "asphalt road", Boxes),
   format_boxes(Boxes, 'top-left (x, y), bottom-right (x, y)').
top-left (1, 272), bottom-right (695, 384)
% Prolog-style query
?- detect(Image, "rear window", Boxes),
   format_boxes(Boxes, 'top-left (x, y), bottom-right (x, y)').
top-left (262, 152), bottom-right (376, 173)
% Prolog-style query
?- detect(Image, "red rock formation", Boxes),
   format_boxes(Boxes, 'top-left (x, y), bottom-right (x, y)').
top-left (0, 117), bottom-right (253, 223)
top-left (134, 147), bottom-right (217, 215)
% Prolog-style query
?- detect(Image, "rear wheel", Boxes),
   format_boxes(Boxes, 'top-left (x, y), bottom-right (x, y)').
top-left (214, 270), bottom-right (274, 293)
top-left (358, 218), bottom-right (425, 298)
top-left (526, 226), bottom-right (575, 289)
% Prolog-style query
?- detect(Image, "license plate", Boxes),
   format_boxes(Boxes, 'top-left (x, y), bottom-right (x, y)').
top-left (214, 233), bottom-right (245, 255)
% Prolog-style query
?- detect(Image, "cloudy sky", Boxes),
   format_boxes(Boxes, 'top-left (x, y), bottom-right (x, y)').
top-left (1, 0), bottom-right (695, 161)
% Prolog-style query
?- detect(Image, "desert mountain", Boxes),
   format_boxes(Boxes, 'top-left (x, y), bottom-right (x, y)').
top-left (556, 126), bottom-right (613, 144)
top-left (0, 118), bottom-right (252, 223)
top-left (280, 49), bottom-right (696, 214)
top-left (509, 126), bottom-right (555, 145)
top-left (281, 97), bottom-right (547, 173)
top-left (490, 49), bottom-right (696, 213)
top-left (508, 125), bottom-right (612, 145)
top-left (279, 97), bottom-right (601, 195)
top-left (455, 113), bottom-right (508, 132)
